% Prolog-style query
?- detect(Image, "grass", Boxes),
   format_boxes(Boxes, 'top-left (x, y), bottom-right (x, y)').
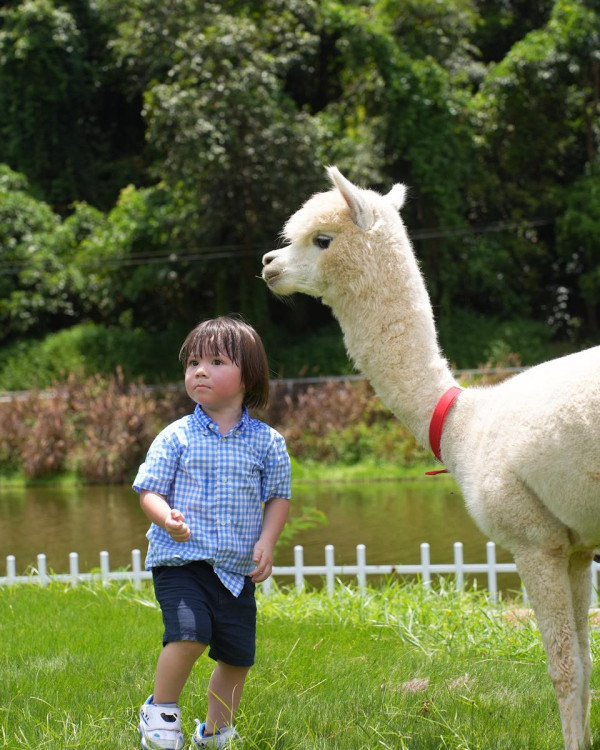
top-left (3, 580), bottom-right (600, 749)
top-left (290, 457), bottom-right (433, 483)
top-left (0, 458), bottom-right (434, 488)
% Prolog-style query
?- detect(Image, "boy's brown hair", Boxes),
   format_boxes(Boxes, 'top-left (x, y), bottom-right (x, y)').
top-left (179, 316), bottom-right (270, 410)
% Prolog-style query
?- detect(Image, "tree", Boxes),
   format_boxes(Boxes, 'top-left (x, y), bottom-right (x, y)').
top-left (0, 0), bottom-right (145, 209)
top-left (469, 0), bottom-right (600, 336)
top-left (112, 1), bottom-right (328, 327)
top-left (0, 165), bottom-right (92, 340)
top-left (556, 166), bottom-right (600, 335)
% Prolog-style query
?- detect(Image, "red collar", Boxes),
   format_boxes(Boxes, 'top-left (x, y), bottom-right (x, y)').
top-left (426, 386), bottom-right (462, 475)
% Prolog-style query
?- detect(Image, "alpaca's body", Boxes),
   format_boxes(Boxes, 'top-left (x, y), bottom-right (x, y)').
top-left (262, 168), bottom-right (600, 750)
top-left (450, 351), bottom-right (600, 551)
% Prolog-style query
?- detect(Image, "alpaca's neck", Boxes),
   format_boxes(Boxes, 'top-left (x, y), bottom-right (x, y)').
top-left (323, 232), bottom-right (457, 447)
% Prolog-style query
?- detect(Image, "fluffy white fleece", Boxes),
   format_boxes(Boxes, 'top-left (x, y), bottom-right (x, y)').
top-left (262, 167), bottom-right (600, 750)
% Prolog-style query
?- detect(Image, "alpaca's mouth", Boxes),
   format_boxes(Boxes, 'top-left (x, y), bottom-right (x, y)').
top-left (263, 268), bottom-right (284, 285)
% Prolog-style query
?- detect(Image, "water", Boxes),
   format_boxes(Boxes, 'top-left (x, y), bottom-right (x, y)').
top-left (0, 478), bottom-right (516, 587)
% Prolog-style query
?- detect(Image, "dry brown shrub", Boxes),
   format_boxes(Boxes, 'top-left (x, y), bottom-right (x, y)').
top-left (68, 370), bottom-right (160, 484)
top-left (264, 379), bottom-right (383, 437)
top-left (0, 371), bottom-right (164, 483)
top-left (21, 393), bottom-right (71, 478)
top-left (0, 395), bottom-right (32, 471)
top-left (257, 379), bottom-right (425, 464)
top-left (0, 373), bottom-right (433, 479)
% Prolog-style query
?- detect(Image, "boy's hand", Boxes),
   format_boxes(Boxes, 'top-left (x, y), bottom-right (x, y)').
top-left (164, 508), bottom-right (191, 542)
top-left (250, 540), bottom-right (275, 582)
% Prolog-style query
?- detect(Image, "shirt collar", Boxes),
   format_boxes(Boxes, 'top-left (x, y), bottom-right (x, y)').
top-left (193, 404), bottom-right (251, 433)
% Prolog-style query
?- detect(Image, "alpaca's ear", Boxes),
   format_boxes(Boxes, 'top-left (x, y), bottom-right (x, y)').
top-left (386, 184), bottom-right (407, 211)
top-left (326, 166), bottom-right (374, 230)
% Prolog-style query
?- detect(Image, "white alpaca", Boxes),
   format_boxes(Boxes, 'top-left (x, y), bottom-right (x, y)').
top-left (262, 167), bottom-right (600, 750)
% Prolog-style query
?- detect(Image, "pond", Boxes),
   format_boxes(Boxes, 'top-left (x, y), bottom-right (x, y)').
top-left (0, 477), bottom-right (518, 590)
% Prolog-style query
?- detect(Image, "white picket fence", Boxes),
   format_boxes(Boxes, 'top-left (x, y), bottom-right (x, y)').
top-left (3, 542), bottom-right (600, 605)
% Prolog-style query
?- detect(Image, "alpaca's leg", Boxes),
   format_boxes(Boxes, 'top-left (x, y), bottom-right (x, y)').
top-left (568, 551), bottom-right (593, 748)
top-left (514, 549), bottom-right (585, 750)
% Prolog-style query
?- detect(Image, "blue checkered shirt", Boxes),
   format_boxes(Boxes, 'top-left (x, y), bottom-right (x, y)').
top-left (133, 405), bottom-right (291, 596)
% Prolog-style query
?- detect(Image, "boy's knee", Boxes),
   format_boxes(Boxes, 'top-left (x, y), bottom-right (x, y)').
top-left (168, 639), bottom-right (207, 660)
top-left (216, 660), bottom-right (251, 678)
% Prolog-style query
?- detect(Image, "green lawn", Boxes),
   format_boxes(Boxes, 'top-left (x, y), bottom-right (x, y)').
top-left (2, 580), bottom-right (600, 749)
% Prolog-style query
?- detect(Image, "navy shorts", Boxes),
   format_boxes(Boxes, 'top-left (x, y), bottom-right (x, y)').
top-left (152, 560), bottom-right (256, 667)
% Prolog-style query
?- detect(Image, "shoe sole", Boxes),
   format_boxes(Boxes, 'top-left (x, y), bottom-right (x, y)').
top-left (139, 723), bottom-right (184, 750)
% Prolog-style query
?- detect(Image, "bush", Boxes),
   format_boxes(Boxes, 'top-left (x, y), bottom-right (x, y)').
top-left (261, 379), bottom-right (427, 466)
top-left (0, 322), bottom-right (187, 391)
top-left (0, 374), bottom-right (430, 481)
top-left (0, 371), bottom-right (163, 482)
top-left (67, 371), bottom-right (160, 483)
top-left (437, 309), bottom-right (554, 368)
top-left (264, 322), bottom-right (355, 379)
top-left (0, 364), bottom-right (527, 482)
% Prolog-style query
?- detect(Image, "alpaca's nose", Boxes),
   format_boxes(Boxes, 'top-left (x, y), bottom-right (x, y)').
top-left (262, 250), bottom-right (277, 268)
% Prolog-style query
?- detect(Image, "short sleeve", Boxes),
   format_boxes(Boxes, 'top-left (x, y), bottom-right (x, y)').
top-left (261, 431), bottom-right (292, 503)
top-left (132, 428), bottom-right (181, 497)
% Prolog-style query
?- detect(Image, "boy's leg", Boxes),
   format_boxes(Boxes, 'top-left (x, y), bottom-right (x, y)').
top-left (154, 641), bottom-right (207, 703)
top-left (203, 661), bottom-right (251, 734)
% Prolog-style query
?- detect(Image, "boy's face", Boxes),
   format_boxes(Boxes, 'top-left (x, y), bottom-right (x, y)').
top-left (184, 349), bottom-right (245, 413)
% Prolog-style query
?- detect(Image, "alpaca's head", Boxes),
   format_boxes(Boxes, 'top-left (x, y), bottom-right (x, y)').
top-left (262, 167), bottom-right (407, 301)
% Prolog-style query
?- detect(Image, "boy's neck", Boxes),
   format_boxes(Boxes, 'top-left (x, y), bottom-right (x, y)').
top-left (201, 404), bottom-right (244, 436)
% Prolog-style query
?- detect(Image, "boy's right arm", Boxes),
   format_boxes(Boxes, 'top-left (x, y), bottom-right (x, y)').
top-left (139, 489), bottom-right (191, 542)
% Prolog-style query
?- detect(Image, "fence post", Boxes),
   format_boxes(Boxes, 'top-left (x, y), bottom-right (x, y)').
top-left (592, 560), bottom-right (598, 607)
top-left (100, 551), bottom-right (110, 587)
top-left (454, 542), bottom-right (464, 591)
top-left (261, 576), bottom-right (272, 596)
top-left (356, 544), bottom-right (366, 592)
top-left (325, 545), bottom-right (335, 596)
top-left (294, 545), bottom-right (304, 591)
top-left (486, 541), bottom-right (497, 603)
top-left (6, 555), bottom-right (16, 585)
top-left (420, 543), bottom-right (431, 587)
top-left (37, 553), bottom-right (48, 587)
top-left (132, 549), bottom-right (142, 590)
top-left (69, 552), bottom-right (79, 587)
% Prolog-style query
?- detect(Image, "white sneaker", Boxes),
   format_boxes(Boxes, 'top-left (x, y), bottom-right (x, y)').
top-left (139, 695), bottom-right (185, 750)
top-left (190, 719), bottom-right (240, 748)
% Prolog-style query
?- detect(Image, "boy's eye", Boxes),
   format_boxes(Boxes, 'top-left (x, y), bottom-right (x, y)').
top-left (212, 358), bottom-right (224, 366)
top-left (188, 359), bottom-right (199, 367)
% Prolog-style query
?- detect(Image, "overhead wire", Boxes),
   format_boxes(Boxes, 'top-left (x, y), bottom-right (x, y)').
top-left (0, 217), bottom-right (553, 276)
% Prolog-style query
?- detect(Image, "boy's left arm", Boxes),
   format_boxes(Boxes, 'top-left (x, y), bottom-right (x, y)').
top-left (250, 497), bottom-right (290, 583)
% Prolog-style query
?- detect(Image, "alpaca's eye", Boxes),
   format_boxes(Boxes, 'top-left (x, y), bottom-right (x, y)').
top-left (314, 234), bottom-right (332, 249)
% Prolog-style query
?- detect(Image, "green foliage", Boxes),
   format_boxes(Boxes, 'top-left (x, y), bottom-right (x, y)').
top-left (141, 5), bottom-right (325, 246)
top-left (277, 505), bottom-right (328, 544)
top-left (73, 183), bottom-right (198, 329)
top-left (1, 0), bottom-right (600, 378)
top-left (556, 166), bottom-right (600, 335)
top-left (437, 309), bottom-right (554, 368)
top-left (0, 0), bottom-right (145, 208)
top-left (0, 169), bottom-right (67, 337)
top-left (0, 322), bottom-right (187, 390)
top-left (472, 0), bottom-right (600, 214)
top-left (264, 321), bottom-right (354, 379)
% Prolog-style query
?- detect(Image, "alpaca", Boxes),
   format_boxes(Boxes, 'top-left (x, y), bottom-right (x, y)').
top-left (262, 167), bottom-right (600, 750)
